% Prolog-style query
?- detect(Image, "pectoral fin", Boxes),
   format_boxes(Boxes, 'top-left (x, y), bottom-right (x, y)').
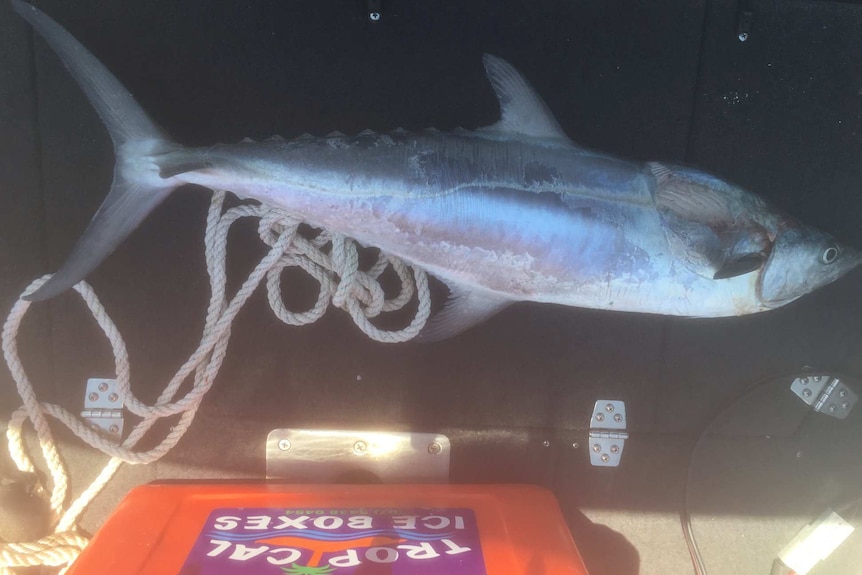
top-left (416, 284), bottom-right (512, 342)
top-left (713, 253), bottom-right (766, 279)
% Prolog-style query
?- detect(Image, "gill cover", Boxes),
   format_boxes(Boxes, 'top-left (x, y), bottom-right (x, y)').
top-left (759, 228), bottom-right (861, 306)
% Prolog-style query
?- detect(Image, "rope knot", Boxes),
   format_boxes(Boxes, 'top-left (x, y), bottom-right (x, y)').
top-left (1, 190), bottom-right (435, 573)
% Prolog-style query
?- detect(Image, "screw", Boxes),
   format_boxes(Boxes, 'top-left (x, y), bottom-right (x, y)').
top-left (278, 439), bottom-right (291, 451)
top-left (108, 393), bottom-right (119, 403)
top-left (572, 442), bottom-right (580, 449)
top-left (354, 441), bottom-right (368, 454)
top-left (98, 382), bottom-right (109, 392)
top-left (605, 403), bottom-right (615, 413)
top-left (596, 413), bottom-right (605, 422)
top-left (427, 442), bottom-right (442, 455)
top-left (601, 453), bottom-right (610, 463)
top-left (542, 440), bottom-right (551, 448)
top-left (88, 392), bottom-right (99, 402)
top-left (109, 424), bottom-right (119, 434)
top-left (813, 376), bottom-right (822, 382)
top-left (738, 32), bottom-right (749, 42)
top-left (829, 404), bottom-right (837, 413)
top-left (840, 389), bottom-right (848, 398)
top-left (802, 377), bottom-right (810, 384)
top-left (592, 444), bottom-right (601, 453)
top-left (803, 388), bottom-right (812, 398)
top-left (369, 11), bottom-right (380, 21)
top-left (610, 445), bottom-right (620, 454)
top-left (796, 450), bottom-right (804, 459)
top-left (614, 414), bottom-right (623, 423)
top-left (841, 401), bottom-right (850, 410)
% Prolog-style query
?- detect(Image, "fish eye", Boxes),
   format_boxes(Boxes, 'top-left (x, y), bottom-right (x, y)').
top-left (820, 244), bottom-right (840, 265)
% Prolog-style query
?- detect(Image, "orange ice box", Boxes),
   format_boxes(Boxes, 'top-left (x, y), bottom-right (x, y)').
top-left (67, 483), bottom-right (589, 575)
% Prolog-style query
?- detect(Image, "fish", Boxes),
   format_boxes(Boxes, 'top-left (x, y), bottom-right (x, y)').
top-left (12, 0), bottom-right (862, 341)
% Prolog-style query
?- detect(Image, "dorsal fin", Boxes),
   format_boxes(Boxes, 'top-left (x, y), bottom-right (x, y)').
top-left (480, 54), bottom-right (570, 142)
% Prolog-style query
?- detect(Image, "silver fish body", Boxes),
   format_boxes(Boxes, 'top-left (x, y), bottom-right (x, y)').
top-left (12, 0), bottom-right (861, 340)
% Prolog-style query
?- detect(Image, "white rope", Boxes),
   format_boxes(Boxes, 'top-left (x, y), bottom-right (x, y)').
top-left (0, 191), bottom-right (431, 572)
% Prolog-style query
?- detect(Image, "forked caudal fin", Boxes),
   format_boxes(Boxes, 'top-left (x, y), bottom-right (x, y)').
top-left (12, 0), bottom-right (180, 300)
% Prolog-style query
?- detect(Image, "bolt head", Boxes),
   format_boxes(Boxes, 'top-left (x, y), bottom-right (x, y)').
top-left (277, 439), bottom-right (291, 451)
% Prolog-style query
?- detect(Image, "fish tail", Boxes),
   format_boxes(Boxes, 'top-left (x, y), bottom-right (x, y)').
top-left (13, 0), bottom-right (181, 300)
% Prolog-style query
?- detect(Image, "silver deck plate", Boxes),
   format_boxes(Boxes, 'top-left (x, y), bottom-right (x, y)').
top-left (266, 429), bottom-right (450, 483)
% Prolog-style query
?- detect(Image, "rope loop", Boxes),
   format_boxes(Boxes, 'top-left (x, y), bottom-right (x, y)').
top-left (1, 191), bottom-right (432, 573)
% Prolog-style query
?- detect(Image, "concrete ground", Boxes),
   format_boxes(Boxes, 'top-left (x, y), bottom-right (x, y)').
top-left (1, 0), bottom-right (862, 573)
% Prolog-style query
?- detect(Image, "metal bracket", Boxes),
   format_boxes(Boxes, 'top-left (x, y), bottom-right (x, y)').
top-left (791, 375), bottom-right (857, 420)
top-left (266, 429), bottom-right (450, 483)
top-left (81, 378), bottom-right (124, 440)
top-left (588, 400), bottom-right (628, 467)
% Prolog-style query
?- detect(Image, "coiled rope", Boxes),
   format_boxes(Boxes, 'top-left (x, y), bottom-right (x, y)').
top-left (0, 191), bottom-right (431, 573)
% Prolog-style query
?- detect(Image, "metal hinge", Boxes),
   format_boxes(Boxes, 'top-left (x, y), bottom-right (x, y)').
top-left (790, 375), bottom-right (857, 420)
top-left (81, 378), bottom-right (124, 440)
top-left (589, 400), bottom-right (628, 467)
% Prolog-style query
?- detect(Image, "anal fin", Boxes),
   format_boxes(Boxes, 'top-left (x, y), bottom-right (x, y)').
top-left (416, 284), bottom-right (512, 342)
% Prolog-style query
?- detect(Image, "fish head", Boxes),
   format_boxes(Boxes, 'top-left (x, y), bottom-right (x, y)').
top-left (758, 226), bottom-right (862, 308)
